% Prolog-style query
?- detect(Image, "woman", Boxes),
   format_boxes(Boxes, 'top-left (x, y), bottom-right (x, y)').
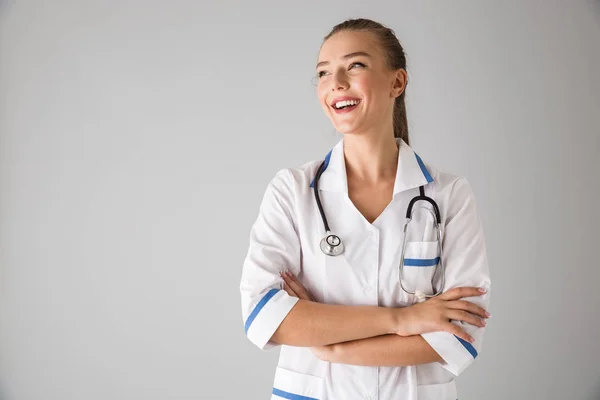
top-left (240, 18), bottom-right (491, 400)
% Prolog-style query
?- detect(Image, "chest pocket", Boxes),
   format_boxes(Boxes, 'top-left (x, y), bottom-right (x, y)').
top-left (400, 201), bottom-right (442, 298)
top-left (401, 240), bottom-right (441, 296)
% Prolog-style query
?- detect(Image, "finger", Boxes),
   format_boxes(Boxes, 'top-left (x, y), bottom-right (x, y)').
top-left (282, 272), bottom-right (315, 302)
top-left (285, 271), bottom-right (302, 285)
top-left (438, 287), bottom-right (487, 301)
top-left (281, 272), bottom-right (296, 290)
top-left (282, 274), bottom-right (306, 300)
top-left (283, 282), bottom-right (298, 298)
top-left (285, 271), bottom-right (307, 291)
top-left (286, 272), bottom-right (314, 298)
top-left (283, 272), bottom-right (313, 301)
top-left (442, 322), bottom-right (475, 344)
top-left (447, 300), bottom-right (490, 319)
top-left (446, 310), bottom-right (486, 328)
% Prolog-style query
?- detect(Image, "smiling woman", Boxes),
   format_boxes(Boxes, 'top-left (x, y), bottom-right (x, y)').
top-left (316, 24), bottom-right (410, 145)
top-left (239, 18), bottom-right (491, 400)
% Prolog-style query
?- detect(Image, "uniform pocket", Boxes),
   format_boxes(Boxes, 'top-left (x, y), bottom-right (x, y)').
top-left (401, 241), bottom-right (441, 296)
top-left (271, 366), bottom-right (324, 400)
top-left (417, 381), bottom-right (457, 399)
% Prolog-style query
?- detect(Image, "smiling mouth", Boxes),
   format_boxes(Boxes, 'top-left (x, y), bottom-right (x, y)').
top-left (332, 99), bottom-right (361, 113)
top-left (332, 99), bottom-right (361, 110)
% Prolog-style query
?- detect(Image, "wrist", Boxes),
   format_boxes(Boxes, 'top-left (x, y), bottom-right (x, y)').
top-left (387, 307), bottom-right (401, 335)
top-left (390, 307), bottom-right (409, 336)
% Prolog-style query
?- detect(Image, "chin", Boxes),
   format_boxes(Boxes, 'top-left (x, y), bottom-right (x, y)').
top-left (332, 124), bottom-right (362, 136)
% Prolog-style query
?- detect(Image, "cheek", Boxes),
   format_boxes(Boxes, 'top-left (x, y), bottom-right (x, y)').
top-left (355, 75), bottom-right (383, 102)
top-left (317, 86), bottom-right (330, 110)
top-left (354, 74), bottom-right (373, 90)
top-left (317, 84), bottom-right (327, 100)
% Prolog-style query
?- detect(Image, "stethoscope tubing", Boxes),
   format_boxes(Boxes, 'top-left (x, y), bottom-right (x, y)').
top-left (313, 158), bottom-right (445, 298)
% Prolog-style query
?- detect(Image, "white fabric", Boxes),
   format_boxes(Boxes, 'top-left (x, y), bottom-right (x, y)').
top-left (240, 137), bottom-right (491, 399)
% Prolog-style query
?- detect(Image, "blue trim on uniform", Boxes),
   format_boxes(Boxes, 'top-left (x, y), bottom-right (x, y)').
top-left (309, 149), bottom-right (333, 188)
top-left (403, 257), bottom-right (440, 267)
top-left (244, 288), bottom-right (279, 334)
top-left (454, 335), bottom-right (479, 358)
top-left (414, 152), bottom-right (433, 183)
top-left (272, 388), bottom-right (319, 400)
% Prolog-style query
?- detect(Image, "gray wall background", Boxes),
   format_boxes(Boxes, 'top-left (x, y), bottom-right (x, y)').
top-left (1, 1), bottom-right (599, 399)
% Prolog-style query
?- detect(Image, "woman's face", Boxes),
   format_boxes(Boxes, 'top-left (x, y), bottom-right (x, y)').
top-left (316, 30), bottom-right (404, 136)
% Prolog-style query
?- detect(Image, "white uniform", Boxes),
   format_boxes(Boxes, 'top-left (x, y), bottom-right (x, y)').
top-left (240, 137), bottom-right (491, 400)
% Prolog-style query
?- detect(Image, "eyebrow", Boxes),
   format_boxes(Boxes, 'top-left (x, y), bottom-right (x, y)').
top-left (316, 51), bottom-right (372, 69)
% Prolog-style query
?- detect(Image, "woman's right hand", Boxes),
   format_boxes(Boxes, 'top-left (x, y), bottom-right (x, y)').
top-left (394, 287), bottom-right (490, 343)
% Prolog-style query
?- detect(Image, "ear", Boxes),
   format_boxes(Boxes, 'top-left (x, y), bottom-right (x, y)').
top-left (391, 68), bottom-right (407, 98)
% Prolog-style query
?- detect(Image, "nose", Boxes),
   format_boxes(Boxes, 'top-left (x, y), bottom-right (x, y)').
top-left (331, 70), bottom-right (349, 91)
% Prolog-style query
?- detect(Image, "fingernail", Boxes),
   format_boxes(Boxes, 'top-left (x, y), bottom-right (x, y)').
top-left (481, 319), bottom-right (486, 326)
top-left (485, 311), bottom-right (491, 318)
top-left (469, 337), bottom-right (475, 343)
top-left (479, 288), bottom-right (487, 293)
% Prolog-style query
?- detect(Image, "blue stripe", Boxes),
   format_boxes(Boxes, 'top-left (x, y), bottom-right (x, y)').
top-left (272, 388), bottom-right (319, 400)
top-left (309, 149), bottom-right (333, 188)
top-left (454, 335), bottom-right (479, 358)
top-left (403, 257), bottom-right (440, 267)
top-left (414, 152), bottom-right (433, 183)
top-left (244, 288), bottom-right (279, 334)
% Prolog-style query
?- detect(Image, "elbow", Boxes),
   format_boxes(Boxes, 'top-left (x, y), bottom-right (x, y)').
top-left (421, 331), bottom-right (483, 377)
top-left (242, 288), bottom-right (300, 350)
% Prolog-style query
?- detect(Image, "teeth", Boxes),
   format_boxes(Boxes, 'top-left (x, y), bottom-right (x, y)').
top-left (334, 99), bottom-right (359, 109)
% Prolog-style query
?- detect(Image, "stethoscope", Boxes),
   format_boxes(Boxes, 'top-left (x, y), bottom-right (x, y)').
top-left (313, 158), bottom-right (446, 299)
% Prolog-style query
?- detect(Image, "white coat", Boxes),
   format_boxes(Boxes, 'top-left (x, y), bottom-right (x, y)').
top-left (240, 137), bottom-right (491, 400)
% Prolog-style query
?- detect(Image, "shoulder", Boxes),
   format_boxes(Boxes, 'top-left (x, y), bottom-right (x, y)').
top-left (267, 159), bottom-right (322, 197)
top-left (258, 159), bottom-right (321, 223)
top-left (424, 161), bottom-right (477, 203)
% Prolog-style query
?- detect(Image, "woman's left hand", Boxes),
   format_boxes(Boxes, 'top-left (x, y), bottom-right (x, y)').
top-left (280, 270), bottom-right (315, 301)
top-left (280, 270), bottom-right (335, 362)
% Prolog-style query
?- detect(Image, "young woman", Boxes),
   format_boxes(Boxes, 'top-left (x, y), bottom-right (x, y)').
top-left (240, 18), bottom-right (491, 400)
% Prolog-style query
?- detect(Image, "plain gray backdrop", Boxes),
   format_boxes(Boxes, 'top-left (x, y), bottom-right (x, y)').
top-left (1, 1), bottom-right (599, 399)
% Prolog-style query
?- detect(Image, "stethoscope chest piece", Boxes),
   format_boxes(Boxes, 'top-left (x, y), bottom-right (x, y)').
top-left (320, 232), bottom-right (344, 256)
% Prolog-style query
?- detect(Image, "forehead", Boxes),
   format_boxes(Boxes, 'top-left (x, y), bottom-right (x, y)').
top-left (318, 30), bottom-right (382, 62)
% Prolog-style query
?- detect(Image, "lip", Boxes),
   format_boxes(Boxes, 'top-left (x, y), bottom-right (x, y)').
top-left (330, 96), bottom-right (361, 114)
top-left (330, 96), bottom-right (361, 107)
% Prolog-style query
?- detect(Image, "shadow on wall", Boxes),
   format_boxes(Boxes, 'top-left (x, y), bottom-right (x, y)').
top-left (589, 0), bottom-right (600, 26)
top-left (0, 385), bottom-right (9, 400)
top-left (584, 379), bottom-right (600, 400)
top-left (0, 0), bottom-right (15, 20)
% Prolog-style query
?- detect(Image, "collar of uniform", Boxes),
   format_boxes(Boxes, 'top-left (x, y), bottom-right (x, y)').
top-left (309, 137), bottom-right (433, 195)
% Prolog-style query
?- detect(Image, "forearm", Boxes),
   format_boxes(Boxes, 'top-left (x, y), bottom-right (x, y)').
top-left (326, 334), bottom-right (442, 367)
top-left (270, 300), bottom-right (397, 347)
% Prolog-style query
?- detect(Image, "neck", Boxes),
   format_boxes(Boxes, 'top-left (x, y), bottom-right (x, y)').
top-left (342, 131), bottom-right (399, 184)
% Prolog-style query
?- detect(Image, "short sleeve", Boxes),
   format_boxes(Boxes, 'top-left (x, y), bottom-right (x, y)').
top-left (421, 177), bottom-right (491, 376)
top-left (240, 169), bottom-right (301, 351)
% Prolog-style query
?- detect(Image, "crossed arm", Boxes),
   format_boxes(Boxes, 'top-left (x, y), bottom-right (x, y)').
top-left (242, 173), bottom-right (490, 370)
top-left (312, 334), bottom-right (443, 367)
top-left (275, 270), bottom-right (488, 367)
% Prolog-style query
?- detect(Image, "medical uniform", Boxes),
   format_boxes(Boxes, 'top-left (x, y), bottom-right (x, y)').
top-left (240, 137), bottom-right (491, 400)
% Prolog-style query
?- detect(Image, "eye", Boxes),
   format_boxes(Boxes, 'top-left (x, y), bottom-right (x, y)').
top-left (350, 62), bottom-right (366, 69)
top-left (317, 70), bottom-right (328, 78)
